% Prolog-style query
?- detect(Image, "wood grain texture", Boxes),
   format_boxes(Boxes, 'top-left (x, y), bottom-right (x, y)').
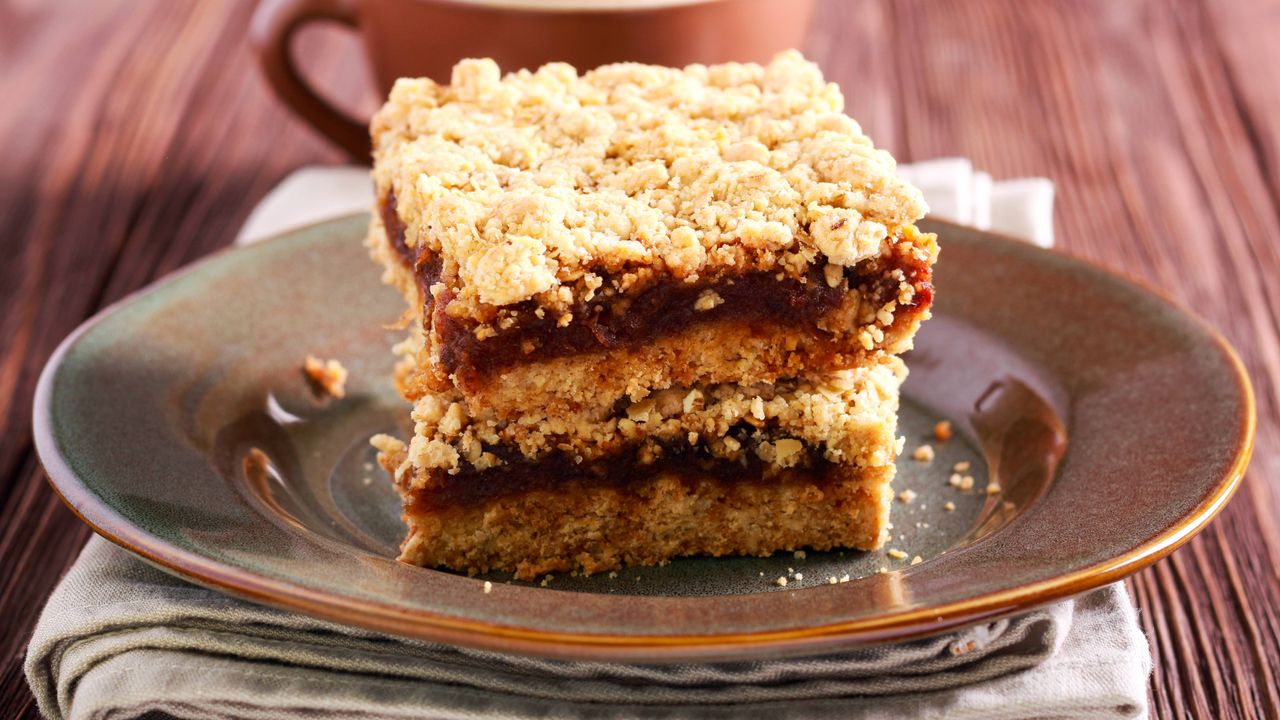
top-left (1, 1), bottom-right (1276, 717)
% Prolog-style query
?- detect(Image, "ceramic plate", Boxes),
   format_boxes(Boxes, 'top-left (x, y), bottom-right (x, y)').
top-left (34, 216), bottom-right (1254, 662)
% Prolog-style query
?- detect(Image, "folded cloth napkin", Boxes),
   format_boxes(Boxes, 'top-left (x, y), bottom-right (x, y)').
top-left (28, 162), bottom-right (1149, 720)
top-left (29, 539), bottom-right (1148, 720)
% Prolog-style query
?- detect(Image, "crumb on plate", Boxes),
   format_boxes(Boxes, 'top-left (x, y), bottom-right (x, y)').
top-left (303, 355), bottom-right (348, 398)
top-left (933, 420), bottom-right (953, 441)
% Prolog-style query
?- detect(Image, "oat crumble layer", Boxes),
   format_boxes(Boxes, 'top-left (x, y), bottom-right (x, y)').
top-left (388, 355), bottom-right (904, 477)
top-left (369, 358), bottom-right (901, 579)
top-left (371, 51), bottom-right (931, 326)
top-left (376, 441), bottom-right (893, 580)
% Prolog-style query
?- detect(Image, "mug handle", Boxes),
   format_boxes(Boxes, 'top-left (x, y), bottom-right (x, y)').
top-left (251, 0), bottom-right (372, 159)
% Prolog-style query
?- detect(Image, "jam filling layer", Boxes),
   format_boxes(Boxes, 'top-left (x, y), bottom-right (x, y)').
top-left (381, 195), bottom-right (933, 378)
top-left (405, 436), bottom-right (840, 513)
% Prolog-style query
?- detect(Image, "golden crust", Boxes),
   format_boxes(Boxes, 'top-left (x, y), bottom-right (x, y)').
top-left (371, 51), bottom-right (930, 322)
top-left (377, 441), bottom-right (893, 580)
top-left (396, 356), bottom-right (905, 475)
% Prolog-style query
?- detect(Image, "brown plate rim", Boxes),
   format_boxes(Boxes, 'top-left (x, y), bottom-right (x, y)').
top-left (33, 216), bottom-right (1256, 662)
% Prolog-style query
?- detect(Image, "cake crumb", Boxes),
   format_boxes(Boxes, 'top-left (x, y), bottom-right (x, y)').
top-left (911, 556), bottom-right (923, 565)
top-left (823, 263), bottom-right (843, 288)
top-left (898, 489), bottom-right (918, 504)
top-left (828, 576), bottom-right (838, 585)
top-left (876, 567), bottom-right (888, 574)
top-left (933, 420), bottom-right (953, 441)
top-left (948, 474), bottom-right (975, 491)
top-left (774, 576), bottom-right (789, 587)
top-left (839, 574), bottom-right (851, 583)
top-left (986, 482), bottom-right (1003, 495)
top-left (539, 575), bottom-right (554, 587)
top-left (793, 550), bottom-right (807, 560)
top-left (794, 573), bottom-right (804, 581)
top-left (944, 501), bottom-right (956, 512)
top-left (887, 548), bottom-right (908, 560)
top-left (483, 580), bottom-right (493, 594)
top-left (694, 289), bottom-right (725, 311)
top-left (953, 460), bottom-right (971, 472)
top-left (303, 355), bottom-right (348, 398)
top-left (911, 444), bottom-right (935, 462)
top-left (608, 571), bottom-right (618, 579)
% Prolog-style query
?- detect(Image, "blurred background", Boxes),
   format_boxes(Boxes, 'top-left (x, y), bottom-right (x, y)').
top-left (1, 1), bottom-right (1278, 718)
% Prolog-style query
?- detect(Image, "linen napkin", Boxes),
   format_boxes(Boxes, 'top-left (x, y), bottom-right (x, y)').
top-left (28, 162), bottom-right (1150, 720)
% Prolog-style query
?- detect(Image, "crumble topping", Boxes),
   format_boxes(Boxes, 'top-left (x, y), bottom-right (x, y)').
top-left (372, 51), bottom-right (930, 320)
top-left (395, 357), bottom-right (905, 479)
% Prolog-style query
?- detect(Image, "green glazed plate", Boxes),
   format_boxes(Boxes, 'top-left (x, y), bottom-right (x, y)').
top-left (33, 215), bottom-right (1254, 662)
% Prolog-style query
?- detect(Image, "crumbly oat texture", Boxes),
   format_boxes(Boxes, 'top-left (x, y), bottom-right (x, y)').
top-left (372, 358), bottom-right (902, 579)
top-left (400, 355), bottom-right (904, 474)
top-left (372, 51), bottom-right (929, 320)
top-left (377, 439), bottom-right (892, 581)
top-left (366, 53), bottom-right (935, 580)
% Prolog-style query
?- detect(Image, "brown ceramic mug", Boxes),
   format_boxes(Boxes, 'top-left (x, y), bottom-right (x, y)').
top-left (251, 0), bottom-right (814, 159)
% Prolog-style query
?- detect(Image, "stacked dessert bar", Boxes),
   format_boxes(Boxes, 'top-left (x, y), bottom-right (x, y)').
top-left (368, 52), bottom-right (937, 580)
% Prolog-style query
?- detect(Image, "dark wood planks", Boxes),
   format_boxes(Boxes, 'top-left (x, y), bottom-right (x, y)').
top-left (0, 2), bottom-right (356, 716)
top-left (1, 1), bottom-right (1277, 718)
top-left (857, 3), bottom-right (1280, 718)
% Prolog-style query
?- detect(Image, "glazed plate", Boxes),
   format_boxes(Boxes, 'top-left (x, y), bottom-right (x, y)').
top-left (34, 216), bottom-right (1254, 662)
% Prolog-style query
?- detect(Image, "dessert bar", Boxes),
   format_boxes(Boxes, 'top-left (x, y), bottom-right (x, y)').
top-left (369, 51), bottom-right (936, 420)
top-left (374, 359), bottom-right (904, 579)
top-left (368, 52), bottom-right (936, 578)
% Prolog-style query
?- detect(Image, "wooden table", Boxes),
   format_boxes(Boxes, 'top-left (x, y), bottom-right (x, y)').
top-left (2, 1), bottom-right (1277, 717)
